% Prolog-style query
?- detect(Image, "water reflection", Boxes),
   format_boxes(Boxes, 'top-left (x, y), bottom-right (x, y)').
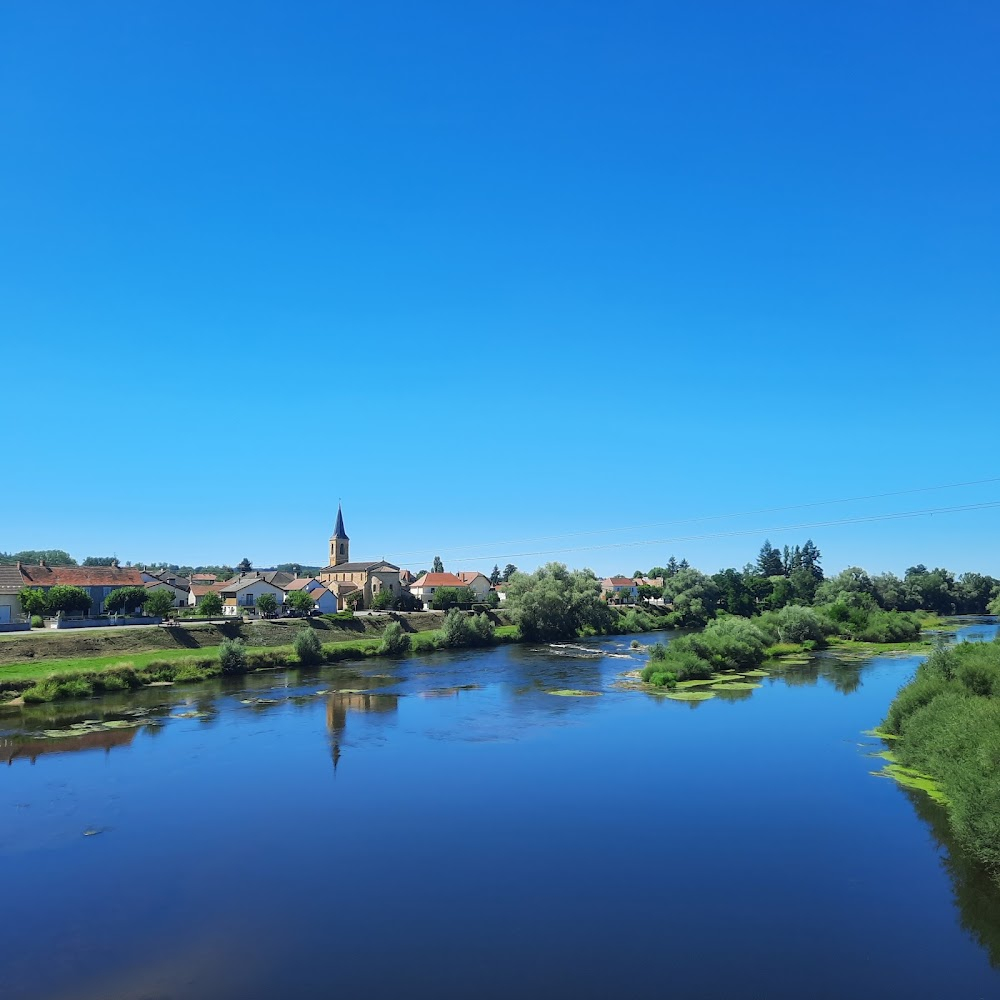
top-left (326, 692), bottom-right (399, 772)
top-left (2, 724), bottom-right (141, 765)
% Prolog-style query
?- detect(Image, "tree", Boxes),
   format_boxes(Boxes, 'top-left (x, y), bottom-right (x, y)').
top-left (489, 564), bottom-right (501, 586)
top-left (378, 621), bottom-right (412, 655)
top-left (0, 549), bottom-right (76, 566)
top-left (432, 556), bottom-right (444, 573)
top-left (83, 556), bottom-right (117, 567)
top-left (501, 563), bottom-right (518, 582)
top-left (661, 568), bottom-right (721, 627)
top-left (345, 590), bottom-right (363, 611)
top-left (799, 539), bottom-right (823, 580)
top-left (143, 589), bottom-right (174, 618)
top-left (504, 563), bottom-right (613, 640)
top-left (17, 587), bottom-right (48, 618)
top-left (200, 591), bottom-right (223, 617)
top-left (756, 540), bottom-right (784, 578)
top-left (218, 638), bottom-right (247, 674)
top-left (711, 569), bottom-right (755, 618)
top-left (430, 586), bottom-right (474, 610)
top-left (45, 585), bottom-right (92, 617)
top-left (255, 592), bottom-right (278, 617)
top-left (286, 590), bottom-right (316, 615)
top-left (105, 586), bottom-right (148, 615)
top-left (237, 558), bottom-right (253, 574)
top-left (294, 628), bottom-right (324, 665)
top-left (371, 588), bottom-right (394, 610)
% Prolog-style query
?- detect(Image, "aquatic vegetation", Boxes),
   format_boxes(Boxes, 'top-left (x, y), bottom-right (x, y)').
top-left (708, 681), bottom-right (761, 691)
top-left (663, 690), bottom-right (716, 702)
top-left (547, 689), bottom-right (602, 697)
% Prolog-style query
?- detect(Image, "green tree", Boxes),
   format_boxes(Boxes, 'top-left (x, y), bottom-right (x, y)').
top-left (504, 563), bottom-right (613, 641)
top-left (345, 590), bottom-right (363, 611)
top-left (83, 556), bottom-right (117, 567)
top-left (286, 590), bottom-right (316, 615)
top-left (371, 588), bottom-right (394, 610)
top-left (255, 592), bottom-right (278, 617)
top-left (143, 589), bottom-right (174, 617)
top-left (218, 638), bottom-right (247, 674)
top-left (501, 563), bottom-right (518, 582)
top-left (756, 540), bottom-right (784, 578)
top-left (200, 591), bottom-right (223, 617)
top-left (489, 564), bottom-right (501, 586)
top-left (378, 620), bottom-right (412, 655)
top-left (237, 557), bottom-right (253, 573)
top-left (0, 549), bottom-right (76, 566)
top-left (294, 627), bottom-right (324, 665)
top-left (661, 568), bottom-right (720, 627)
top-left (17, 587), bottom-right (48, 618)
top-left (45, 585), bottom-right (92, 617)
top-left (432, 556), bottom-right (444, 573)
top-left (430, 586), bottom-right (474, 610)
top-left (105, 586), bottom-right (148, 615)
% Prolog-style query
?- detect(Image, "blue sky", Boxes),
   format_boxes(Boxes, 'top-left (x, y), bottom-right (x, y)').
top-left (2, 1), bottom-right (998, 577)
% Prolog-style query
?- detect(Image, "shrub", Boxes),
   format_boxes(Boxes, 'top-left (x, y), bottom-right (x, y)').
top-left (294, 628), bottom-right (324, 665)
top-left (218, 638), bottom-right (248, 675)
top-left (30, 615), bottom-right (44, 629)
top-left (378, 621), bottom-right (412, 655)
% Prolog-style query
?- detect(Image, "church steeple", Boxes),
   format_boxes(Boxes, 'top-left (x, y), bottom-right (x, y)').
top-left (330, 503), bottom-right (350, 566)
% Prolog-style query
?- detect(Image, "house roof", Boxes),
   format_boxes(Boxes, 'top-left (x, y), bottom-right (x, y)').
top-left (18, 565), bottom-right (145, 588)
top-left (323, 561), bottom-right (400, 573)
top-left (190, 573), bottom-right (217, 583)
top-left (191, 583), bottom-right (227, 597)
top-left (332, 504), bottom-right (349, 540)
top-left (411, 572), bottom-right (467, 589)
top-left (0, 564), bottom-right (25, 593)
top-left (605, 577), bottom-right (636, 587)
top-left (326, 581), bottom-right (360, 596)
top-left (285, 577), bottom-right (319, 591)
top-left (220, 575), bottom-right (286, 594)
top-left (309, 586), bottom-right (332, 601)
top-left (457, 572), bottom-right (488, 584)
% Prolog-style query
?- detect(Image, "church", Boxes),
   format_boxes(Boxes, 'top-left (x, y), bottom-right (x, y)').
top-left (318, 505), bottom-right (402, 610)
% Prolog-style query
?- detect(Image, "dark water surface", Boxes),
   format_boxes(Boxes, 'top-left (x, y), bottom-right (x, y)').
top-left (3, 621), bottom-right (999, 999)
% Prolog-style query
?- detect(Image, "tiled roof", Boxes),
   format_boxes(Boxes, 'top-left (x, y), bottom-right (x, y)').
top-left (411, 573), bottom-right (466, 589)
top-left (323, 561), bottom-right (400, 573)
top-left (285, 577), bottom-right (319, 591)
top-left (19, 565), bottom-right (145, 588)
top-left (191, 583), bottom-right (226, 597)
top-left (605, 577), bottom-right (636, 587)
top-left (0, 564), bottom-right (25, 593)
top-left (332, 504), bottom-right (349, 540)
top-left (457, 572), bottom-right (487, 583)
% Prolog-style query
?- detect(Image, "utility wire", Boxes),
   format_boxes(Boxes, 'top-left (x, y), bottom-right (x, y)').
top-left (402, 499), bottom-right (1000, 566)
top-left (387, 475), bottom-right (1000, 561)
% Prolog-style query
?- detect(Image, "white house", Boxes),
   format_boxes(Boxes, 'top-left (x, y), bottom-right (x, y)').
top-left (306, 586), bottom-right (339, 615)
top-left (220, 575), bottom-right (287, 617)
top-left (409, 572), bottom-right (469, 609)
top-left (601, 577), bottom-right (639, 603)
top-left (284, 577), bottom-right (323, 594)
top-left (457, 572), bottom-right (492, 600)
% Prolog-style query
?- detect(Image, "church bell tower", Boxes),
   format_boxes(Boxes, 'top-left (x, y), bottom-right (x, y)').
top-left (330, 504), bottom-right (350, 566)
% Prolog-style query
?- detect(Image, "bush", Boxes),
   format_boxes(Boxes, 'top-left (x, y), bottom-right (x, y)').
top-left (294, 628), bottom-right (324, 665)
top-left (30, 615), bottom-right (44, 629)
top-left (378, 621), bottom-right (412, 655)
top-left (218, 638), bottom-right (248, 675)
top-left (440, 609), bottom-right (495, 648)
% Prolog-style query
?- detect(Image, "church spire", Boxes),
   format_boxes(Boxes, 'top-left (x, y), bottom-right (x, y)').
top-left (333, 502), bottom-right (349, 540)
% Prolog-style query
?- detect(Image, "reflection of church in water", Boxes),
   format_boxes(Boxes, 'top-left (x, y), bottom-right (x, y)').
top-left (326, 691), bottom-right (399, 772)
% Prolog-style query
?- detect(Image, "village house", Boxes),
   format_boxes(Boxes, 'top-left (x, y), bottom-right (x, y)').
top-left (304, 585), bottom-right (339, 615)
top-left (318, 505), bottom-right (402, 610)
top-left (140, 569), bottom-right (190, 608)
top-left (188, 582), bottom-right (227, 607)
top-left (0, 563), bottom-right (26, 625)
top-left (18, 561), bottom-right (147, 617)
top-left (456, 572), bottom-right (492, 601)
top-left (219, 573), bottom-right (289, 617)
top-left (409, 572), bottom-right (470, 609)
top-left (601, 576), bottom-right (639, 604)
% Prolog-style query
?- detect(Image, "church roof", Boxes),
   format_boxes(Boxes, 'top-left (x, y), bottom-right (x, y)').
top-left (332, 504), bottom-right (349, 540)
top-left (322, 560), bottom-right (400, 573)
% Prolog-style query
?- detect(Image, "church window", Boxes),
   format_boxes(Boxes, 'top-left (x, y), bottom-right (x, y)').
top-left (340, 544), bottom-right (345, 555)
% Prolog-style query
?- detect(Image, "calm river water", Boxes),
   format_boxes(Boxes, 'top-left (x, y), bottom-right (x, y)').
top-left (2, 620), bottom-right (999, 999)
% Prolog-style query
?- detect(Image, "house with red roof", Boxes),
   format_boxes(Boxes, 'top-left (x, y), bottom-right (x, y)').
top-left (409, 572), bottom-right (469, 609)
top-left (18, 561), bottom-right (146, 617)
top-left (601, 576), bottom-right (639, 604)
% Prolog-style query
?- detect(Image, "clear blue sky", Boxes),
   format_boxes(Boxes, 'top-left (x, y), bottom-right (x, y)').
top-left (2, 1), bottom-right (998, 577)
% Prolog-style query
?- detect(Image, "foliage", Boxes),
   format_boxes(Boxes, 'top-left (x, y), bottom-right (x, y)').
top-left (286, 589), bottom-right (317, 614)
top-left (430, 586), bottom-right (474, 610)
top-left (255, 592), bottom-right (278, 617)
top-left (18, 587), bottom-right (48, 618)
top-left (378, 620), bottom-right (412, 655)
top-left (0, 549), bottom-right (76, 566)
top-left (755, 605), bottom-right (831, 646)
top-left (199, 591), bottom-right (223, 617)
top-left (293, 627), bottom-right (324, 665)
top-left (218, 638), bottom-right (248, 674)
top-left (82, 556), bottom-right (118, 566)
top-left (105, 586), bottom-right (148, 614)
top-left (884, 637), bottom-right (1000, 882)
top-left (501, 563), bottom-right (518, 582)
top-left (45, 585), bottom-right (92, 616)
top-left (504, 563), bottom-right (613, 641)
top-left (371, 588), bottom-right (394, 610)
top-left (345, 590), bottom-right (363, 611)
top-left (641, 617), bottom-right (766, 682)
top-left (661, 568), bottom-right (720, 627)
top-left (432, 556), bottom-right (444, 573)
top-left (490, 564), bottom-right (501, 586)
top-left (441, 608), bottom-right (495, 647)
top-left (237, 558), bottom-right (253, 573)
top-left (30, 615), bottom-right (44, 628)
top-left (143, 589), bottom-right (175, 617)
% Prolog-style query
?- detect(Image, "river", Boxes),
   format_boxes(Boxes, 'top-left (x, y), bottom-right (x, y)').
top-left (2, 620), bottom-right (999, 998)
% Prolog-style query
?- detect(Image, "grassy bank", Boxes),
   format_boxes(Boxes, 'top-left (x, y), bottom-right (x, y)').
top-left (0, 621), bottom-right (522, 705)
top-left (879, 635), bottom-right (1000, 884)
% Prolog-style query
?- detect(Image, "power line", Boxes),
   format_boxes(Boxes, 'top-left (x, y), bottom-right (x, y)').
top-left (403, 499), bottom-right (1000, 565)
top-left (388, 475), bottom-right (1000, 561)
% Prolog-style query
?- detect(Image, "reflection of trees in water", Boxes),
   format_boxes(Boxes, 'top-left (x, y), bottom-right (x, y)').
top-left (713, 687), bottom-right (754, 703)
top-left (771, 655), bottom-right (865, 694)
top-left (326, 692), bottom-right (399, 772)
top-left (903, 786), bottom-right (1000, 968)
